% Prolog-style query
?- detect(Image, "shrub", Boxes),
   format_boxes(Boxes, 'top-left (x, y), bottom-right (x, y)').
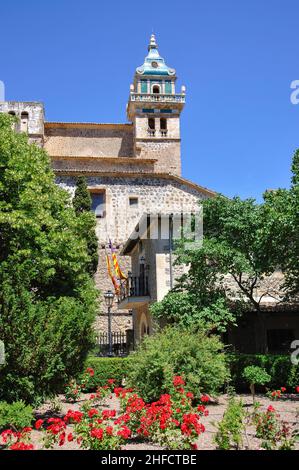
top-left (0, 401), bottom-right (33, 431)
top-left (82, 357), bottom-right (132, 390)
top-left (242, 366), bottom-right (271, 402)
top-left (228, 354), bottom-right (299, 391)
top-left (214, 397), bottom-right (245, 450)
top-left (126, 326), bottom-right (229, 402)
top-left (115, 376), bottom-right (207, 450)
top-left (253, 405), bottom-right (295, 450)
top-left (0, 114), bottom-right (98, 403)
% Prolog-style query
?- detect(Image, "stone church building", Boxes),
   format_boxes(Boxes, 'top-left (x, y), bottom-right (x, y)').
top-left (1, 35), bottom-right (298, 353)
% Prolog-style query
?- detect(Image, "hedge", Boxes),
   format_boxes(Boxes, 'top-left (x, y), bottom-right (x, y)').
top-left (81, 356), bottom-right (132, 389)
top-left (228, 354), bottom-right (299, 391)
top-left (82, 353), bottom-right (298, 394)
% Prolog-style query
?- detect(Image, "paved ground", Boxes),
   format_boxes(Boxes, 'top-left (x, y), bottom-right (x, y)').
top-left (32, 393), bottom-right (299, 450)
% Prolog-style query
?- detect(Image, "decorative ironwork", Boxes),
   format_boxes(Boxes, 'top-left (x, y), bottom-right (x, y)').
top-left (130, 93), bottom-right (185, 104)
top-left (118, 274), bottom-right (150, 303)
top-left (98, 331), bottom-right (132, 357)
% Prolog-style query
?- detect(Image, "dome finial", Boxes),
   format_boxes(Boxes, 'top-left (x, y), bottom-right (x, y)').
top-left (148, 33), bottom-right (157, 51)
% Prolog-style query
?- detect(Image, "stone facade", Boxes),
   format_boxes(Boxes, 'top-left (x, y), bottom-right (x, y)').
top-left (0, 34), bottom-right (215, 344)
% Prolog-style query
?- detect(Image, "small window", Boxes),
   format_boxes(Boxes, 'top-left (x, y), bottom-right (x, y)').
top-left (152, 85), bottom-right (160, 94)
top-left (91, 192), bottom-right (105, 218)
top-left (165, 80), bottom-right (172, 94)
top-left (148, 118), bottom-right (155, 130)
top-left (129, 197), bottom-right (138, 207)
top-left (20, 111), bottom-right (29, 133)
top-left (267, 329), bottom-right (295, 353)
top-left (141, 80), bottom-right (148, 93)
top-left (8, 111), bottom-right (16, 116)
top-left (160, 118), bottom-right (167, 130)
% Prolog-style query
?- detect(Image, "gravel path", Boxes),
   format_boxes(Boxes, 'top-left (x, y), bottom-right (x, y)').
top-left (31, 392), bottom-right (298, 451)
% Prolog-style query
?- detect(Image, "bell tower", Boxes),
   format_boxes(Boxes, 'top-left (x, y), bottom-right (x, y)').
top-left (127, 34), bottom-right (185, 176)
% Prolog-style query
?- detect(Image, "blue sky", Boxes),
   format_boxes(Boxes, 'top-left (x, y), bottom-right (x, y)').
top-left (1, 0), bottom-right (298, 200)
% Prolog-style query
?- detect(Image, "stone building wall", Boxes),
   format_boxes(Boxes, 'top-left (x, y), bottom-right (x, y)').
top-left (0, 101), bottom-right (44, 144)
top-left (44, 123), bottom-right (134, 158)
top-left (134, 114), bottom-right (181, 175)
top-left (56, 174), bottom-right (206, 335)
top-left (56, 175), bottom-right (206, 245)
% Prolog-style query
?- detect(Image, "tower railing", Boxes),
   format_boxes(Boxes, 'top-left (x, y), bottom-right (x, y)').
top-left (130, 92), bottom-right (185, 104)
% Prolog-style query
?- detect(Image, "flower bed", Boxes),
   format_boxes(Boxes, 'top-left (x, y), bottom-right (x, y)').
top-left (0, 372), bottom-right (208, 451)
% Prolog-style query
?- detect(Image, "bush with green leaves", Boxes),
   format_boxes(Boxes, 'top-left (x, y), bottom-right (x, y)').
top-left (126, 326), bottom-right (229, 402)
top-left (0, 113), bottom-right (98, 403)
top-left (0, 401), bottom-right (33, 431)
top-left (228, 354), bottom-right (299, 391)
top-left (214, 397), bottom-right (245, 450)
top-left (242, 366), bottom-right (271, 402)
top-left (73, 177), bottom-right (98, 275)
top-left (81, 357), bottom-right (132, 390)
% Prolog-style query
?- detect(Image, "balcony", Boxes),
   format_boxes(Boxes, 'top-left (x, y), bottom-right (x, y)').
top-left (129, 92), bottom-right (185, 104)
top-left (117, 274), bottom-right (150, 309)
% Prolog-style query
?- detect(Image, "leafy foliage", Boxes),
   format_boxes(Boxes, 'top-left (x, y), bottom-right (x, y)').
top-left (0, 114), bottom-right (98, 403)
top-left (0, 401), bottom-right (33, 431)
top-left (126, 326), bottom-right (229, 402)
top-left (152, 150), bottom-right (299, 334)
top-left (83, 357), bottom-right (131, 389)
top-left (242, 366), bottom-right (271, 387)
top-left (214, 397), bottom-right (245, 450)
top-left (228, 353), bottom-right (299, 391)
top-left (243, 365), bottom-right (271, 402)
top-left (72, 177), bottom-right (98, 275)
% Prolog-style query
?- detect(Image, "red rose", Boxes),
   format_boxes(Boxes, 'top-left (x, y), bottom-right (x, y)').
top-left (59, 432), bottom-right (66, 446)
top-left (86, 367), bottom-right (94, 377)
top-left (117, 426), bottom-right (131, 439)
top-left (88, 408), bottom-right (98, 418)
top-left (296, 386), bottom-right (299, 393)
top-left (173, 375), bottom-right (185, 387)
top-left (90, 428), bottom-right (104, 440)
top-left (35, 419), bottom-right (43, 430)
top-left (67, 433), bottom-right (73, 442)
top-left (200, 394), bottom-right (210, 403)
top-left (9, 442), bottom-right (34, 451)
top-left (106, 426), bottom-right (113, 436)
top-left (281, 387), bottom-right (286, 392)
top-left (267, 405), bottom-right (275, 413)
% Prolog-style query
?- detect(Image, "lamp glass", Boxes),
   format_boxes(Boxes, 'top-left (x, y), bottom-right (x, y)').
top-left (104, 290), bottom-right (114, 308)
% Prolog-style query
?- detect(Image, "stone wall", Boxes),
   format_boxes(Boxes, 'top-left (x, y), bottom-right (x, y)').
top-left (0, 101), bottom-right (44, 140)
top-left (56, 175), bottom-right (206, 335)
top-left (56, 175), bottom-right (206, 244)
top-left (44, 123), bottom-right (134, 158)
top-left (134, 114), bottom-right (181, 175)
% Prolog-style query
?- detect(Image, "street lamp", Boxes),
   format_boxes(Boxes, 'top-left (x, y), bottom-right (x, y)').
top-left (104, 290), bottom-right (114, 357)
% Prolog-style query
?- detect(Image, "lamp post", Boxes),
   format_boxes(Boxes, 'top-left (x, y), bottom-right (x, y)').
top-left (104, 290), bottom-right (114, 357)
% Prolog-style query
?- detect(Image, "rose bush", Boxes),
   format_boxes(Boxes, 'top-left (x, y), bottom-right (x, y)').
top-left (115, 375), bottom-right (207, 449)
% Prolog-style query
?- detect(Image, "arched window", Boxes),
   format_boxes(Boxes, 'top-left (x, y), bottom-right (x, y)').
top-left (8, 111), bottom-right (17, 131)
top-left (152, 85), bottom-right (160, 94)
top-left (160, 118), bottom-right (167, 130)
top-left (20, 111), bottom-right (29, 133)
top-left (148, 118), bottom-right (155, 130)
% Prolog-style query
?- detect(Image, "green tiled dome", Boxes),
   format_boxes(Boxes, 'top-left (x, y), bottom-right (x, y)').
top-left (136, 34), bottom-right (176, 76)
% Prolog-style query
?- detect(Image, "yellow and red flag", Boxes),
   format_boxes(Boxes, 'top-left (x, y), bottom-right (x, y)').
top-left (105, 249), bottom-right (120, 294)
top-left (109, 240), bottom-right (127, 280)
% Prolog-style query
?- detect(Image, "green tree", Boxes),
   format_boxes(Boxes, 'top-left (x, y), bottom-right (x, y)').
top-left (0, 114), bottom-right (98, 403)
top-left (73, 177), bottom-right (99, 275)
top-left (152, 151), bottom-right (299, 334)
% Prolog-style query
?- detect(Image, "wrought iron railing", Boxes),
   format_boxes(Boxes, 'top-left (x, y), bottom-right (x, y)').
top-left (98, 331), bottom-right (132, 357)
top-left (118, 274), bottom-right (150, 303)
